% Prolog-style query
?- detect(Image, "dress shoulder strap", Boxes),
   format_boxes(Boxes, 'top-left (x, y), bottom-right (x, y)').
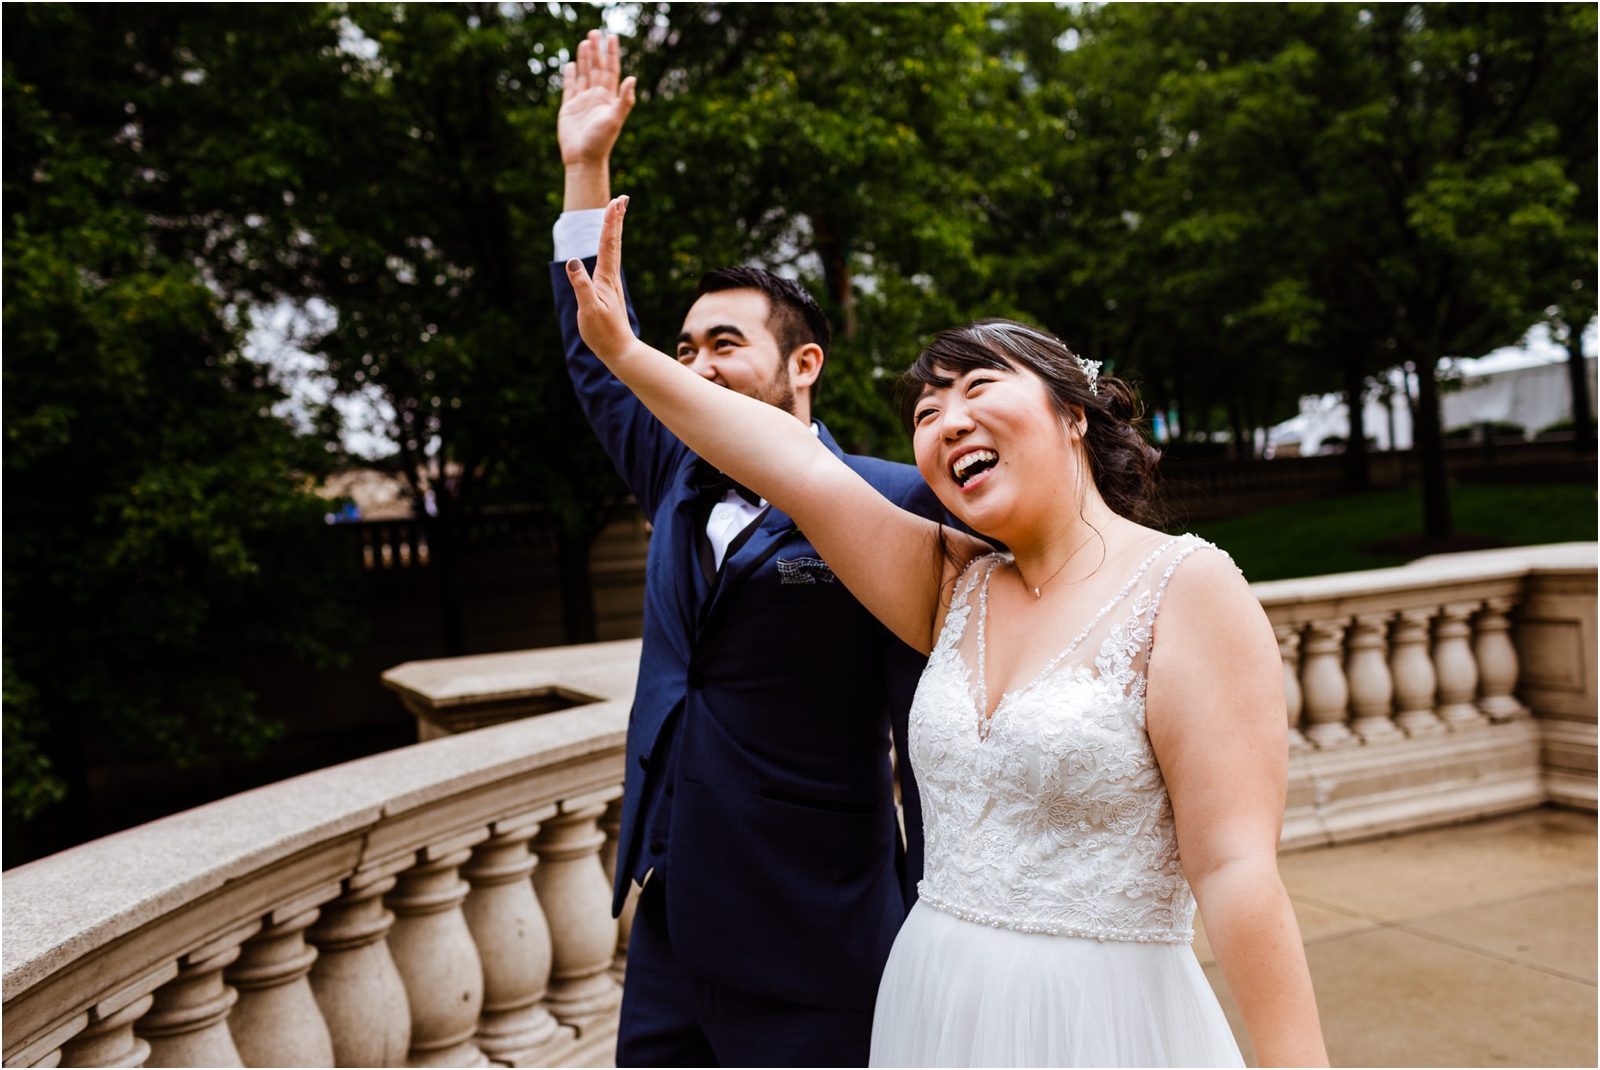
top-left (1148, 535), bottom-right (1238, 623)
top-left (954, 551), bottom-right (1005, 604)
top-left (933, 552), bottom-right (1005, 654)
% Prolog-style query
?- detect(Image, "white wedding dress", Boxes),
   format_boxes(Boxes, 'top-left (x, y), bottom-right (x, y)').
top-left (870, 535), bottom-right (1245, 1067)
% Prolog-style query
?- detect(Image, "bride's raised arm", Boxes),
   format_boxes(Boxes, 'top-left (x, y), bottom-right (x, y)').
top-left (567, 196), bottom-right (983, 654)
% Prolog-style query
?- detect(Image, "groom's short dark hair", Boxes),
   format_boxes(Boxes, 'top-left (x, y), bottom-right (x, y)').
top-left (695, 267), bottom-right (832, 395)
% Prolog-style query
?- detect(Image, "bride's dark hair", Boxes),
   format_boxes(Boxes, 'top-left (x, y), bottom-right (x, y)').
top-left (896, 319), bottom-right (1163, 524)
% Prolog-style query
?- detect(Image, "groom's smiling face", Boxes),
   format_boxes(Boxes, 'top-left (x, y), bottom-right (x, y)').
top-left (675, 289), bottom-right (810, 419)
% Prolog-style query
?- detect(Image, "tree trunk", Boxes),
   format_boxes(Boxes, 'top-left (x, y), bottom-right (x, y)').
top-left (1414, 359), bottom-right (1453, 540)
top-left (1384, 381), bottom-right (1398, 451)
top-left (556, 524), bottom-right (599, 646)
top-left (1566, 323), bottom-right (1594, 453)
top-left (1342, 354), bottom-right (1372, 489)
top-left (1401, 361), bottom-right (1420, 437)
top-left (813, 214), bottom-right (856, 341)
top-left (1227, 399), bottom-right (1248, 461)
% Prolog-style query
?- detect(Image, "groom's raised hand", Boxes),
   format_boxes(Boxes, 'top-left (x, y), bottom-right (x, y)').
top-left (560, 30), bottom-right (636, 210)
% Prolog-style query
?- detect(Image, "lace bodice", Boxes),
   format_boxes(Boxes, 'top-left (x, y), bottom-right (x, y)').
top-left (910, 534), bottom-right (1224, 944)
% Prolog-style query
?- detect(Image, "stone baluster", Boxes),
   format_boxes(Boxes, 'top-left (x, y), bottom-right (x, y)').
top-left (460, 806), bottom-right (575, 1066)
top-left (1390, 609), bottom-right (1446, 736)
top-left (1275, 624), bottom-right (1310, 749)
top-left (60, 996), bottom-right (153, 1068)
top-left (136, 921), bottom-right (260, 1067)
top-left (26, 1049), bottom-right (63, 1069)
top-left (1434, 602), bottom-right (1488, 730)
top-left (1474, 597), bottom-right (1527, 721)
top-left (59, 959), bottom-right (184, 1069)
top-left (306, 868), bottom-right (413, 1068)
top-left (597, 796), bottom-right (638, 980)
top-left (1300, 618), bottom-right (1356, 748)
top-left (386, 833), bottom-right (491, 1067)
top-left (226, 891), bottom-right (338, 1068)
top-left (532, 789), bottom-right (625, 1032)
top-left (1347, 614), bottom-right (1403, 744)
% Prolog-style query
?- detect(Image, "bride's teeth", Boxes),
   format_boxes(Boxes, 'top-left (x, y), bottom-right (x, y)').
top-left (952, 449), bottom-right (998, 482)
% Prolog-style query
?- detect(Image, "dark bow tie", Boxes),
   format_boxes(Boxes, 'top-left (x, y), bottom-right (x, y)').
top-left (694, 460), bottom-right (762, 507)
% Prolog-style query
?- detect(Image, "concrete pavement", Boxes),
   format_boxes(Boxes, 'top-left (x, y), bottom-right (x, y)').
top-left (1194, 807), bottom-right (1597, 1067)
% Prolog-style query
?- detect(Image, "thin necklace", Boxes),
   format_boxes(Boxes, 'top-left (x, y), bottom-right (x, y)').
top-left (1016, 530), bottom-right (1101, 598)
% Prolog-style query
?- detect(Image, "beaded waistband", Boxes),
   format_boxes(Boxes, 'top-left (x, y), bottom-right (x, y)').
top-left (916, 886), bottom-right (1194, 945)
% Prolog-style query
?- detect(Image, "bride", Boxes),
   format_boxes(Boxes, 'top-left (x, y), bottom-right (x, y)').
top-left (566, 198), bottom-right (1327, 1068)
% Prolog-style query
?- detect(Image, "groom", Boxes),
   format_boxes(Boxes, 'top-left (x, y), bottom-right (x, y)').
top-left (551, 31), bottom-right (945, 1067)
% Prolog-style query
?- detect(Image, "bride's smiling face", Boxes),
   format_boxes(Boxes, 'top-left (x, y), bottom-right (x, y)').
top-left (911, 362), bottom-right (1084, 543)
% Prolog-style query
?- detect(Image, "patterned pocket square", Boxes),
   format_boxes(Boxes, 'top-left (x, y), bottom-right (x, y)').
top-left (777, 556), bottom-right (837, 585)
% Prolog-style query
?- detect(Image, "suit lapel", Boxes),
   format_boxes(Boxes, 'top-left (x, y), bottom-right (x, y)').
top-left (697, 505), bottom-right (794, 635)
top-left (694, 421), bottom-right (847, 637)
top-left (668, 464), bottom-right (712, 629)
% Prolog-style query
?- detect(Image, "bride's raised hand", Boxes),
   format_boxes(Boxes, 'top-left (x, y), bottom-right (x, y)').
top-left (567, 196), bottom-right (637, 365)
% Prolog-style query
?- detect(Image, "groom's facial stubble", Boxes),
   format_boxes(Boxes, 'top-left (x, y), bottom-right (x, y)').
top-left (676, 289), bottom-right (812, 423)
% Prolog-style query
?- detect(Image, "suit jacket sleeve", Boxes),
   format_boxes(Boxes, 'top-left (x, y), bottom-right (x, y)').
top-left (551, 257), bottom-right (683, 516)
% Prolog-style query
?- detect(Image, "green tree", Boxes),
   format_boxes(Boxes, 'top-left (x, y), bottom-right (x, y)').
top-left (995, 2), bottom-right (1593, 529)
top-left (4, 3), bottom-right (363, 850)
top-left (89, 2), bottom-right (630, 648)
top-left (241, 2), bottom-right (629, 648)
top-left (1530, 4), bottom-right (1598, 454)
top-left (611, 2), bottom-right (1028, 459)
top-left (1333, 3), bottom-right (1592, 537)
top-left (989, 4), bottom-right (1340, 461)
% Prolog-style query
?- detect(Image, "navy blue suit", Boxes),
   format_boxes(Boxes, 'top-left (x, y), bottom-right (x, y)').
top-left (553, 260), bottom-right (939, 1066)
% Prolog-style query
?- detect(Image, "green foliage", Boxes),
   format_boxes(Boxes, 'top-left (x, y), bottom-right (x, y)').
top-left (608, 3), bottom-right (1030, 459)
top-left (4, 5), bottom-right (365, 830)
top-left (990, 4), bottom-right (1591, 444)
top-left (1192, 483), bottom-right (1599, 581)
top-left (3, 661), bottom-right (66, 821)
top-left (4, 2), bottom-right (1594, 833)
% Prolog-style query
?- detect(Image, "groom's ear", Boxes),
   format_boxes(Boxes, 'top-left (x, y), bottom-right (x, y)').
top-left (789, 342), bottom-right (825, 392)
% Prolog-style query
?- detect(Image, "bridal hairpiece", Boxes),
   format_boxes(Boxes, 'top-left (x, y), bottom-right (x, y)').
top-left (971, 322), bottom-right (1101, 395)
top-left (1076, 357), bottom-right (1102, 395)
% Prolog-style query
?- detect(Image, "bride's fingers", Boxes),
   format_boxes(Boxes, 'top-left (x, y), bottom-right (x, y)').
top-left (566, 258), bottom-right (598, 310)
top-left (619, 75), bottom-right (637, 115)
top-left (593, 195), bottom-right (629, 287)
top-left (561, 61), bottom-right (576, 107)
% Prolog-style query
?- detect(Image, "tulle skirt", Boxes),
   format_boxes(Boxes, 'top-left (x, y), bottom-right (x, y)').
top-left (869, 902), bottom-right (1245, 1068)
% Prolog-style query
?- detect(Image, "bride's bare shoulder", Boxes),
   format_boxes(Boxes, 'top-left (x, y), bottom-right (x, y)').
top-left (1151, 537), bottom-right (1268, 647)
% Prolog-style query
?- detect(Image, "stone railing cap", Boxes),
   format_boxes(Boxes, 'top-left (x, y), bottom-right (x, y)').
top-left (3, 700), bottom-right (628, 1003)
top-left (381, 638), bottom-right (641, 710)
top-left (1251, 542), bottom-right (1598, 606)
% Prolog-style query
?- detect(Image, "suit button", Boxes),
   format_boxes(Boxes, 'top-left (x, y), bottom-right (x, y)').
top-left (638, 754), bottom-right (649, 772)
top-left (650, 840), bottom-right (666, 855)
top-left (686, 670), bottom-right (704, 689)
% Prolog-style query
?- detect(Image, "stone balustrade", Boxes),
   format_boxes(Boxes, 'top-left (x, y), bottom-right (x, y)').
top-left (2, 644), bottom-right (642, 1070)
top-left (1256, 543), bottom-right (1597, 846)
top-left (5, 548), bottom-right (1595, 1067)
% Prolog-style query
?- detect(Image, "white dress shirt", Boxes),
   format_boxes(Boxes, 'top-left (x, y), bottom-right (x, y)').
top-left (555, 210), bottom-right (817, 570)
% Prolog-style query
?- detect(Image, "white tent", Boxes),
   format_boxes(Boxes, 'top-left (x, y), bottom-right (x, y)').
top-left (1267, 324), bottom-right (1597, 457)
top-left (1440, 352), bottom-right (1596, 434)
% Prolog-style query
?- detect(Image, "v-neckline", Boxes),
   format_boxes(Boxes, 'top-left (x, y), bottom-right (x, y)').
top-left (970, 537), bottom-right (1182, 733)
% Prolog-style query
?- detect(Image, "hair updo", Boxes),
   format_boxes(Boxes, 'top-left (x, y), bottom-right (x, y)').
top-left (896, 319), bottom-right (1163, 524)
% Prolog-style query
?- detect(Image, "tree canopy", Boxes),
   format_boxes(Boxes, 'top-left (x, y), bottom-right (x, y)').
top-left (5, 2), bottom-right (1594, 837)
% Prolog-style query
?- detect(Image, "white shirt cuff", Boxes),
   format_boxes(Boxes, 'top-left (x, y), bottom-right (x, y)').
top-left (553, 209), bottom-right (607, 263)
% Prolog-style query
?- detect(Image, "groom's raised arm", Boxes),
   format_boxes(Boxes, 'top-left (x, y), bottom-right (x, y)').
top-left (551, 32), bottom-right (682, 514)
